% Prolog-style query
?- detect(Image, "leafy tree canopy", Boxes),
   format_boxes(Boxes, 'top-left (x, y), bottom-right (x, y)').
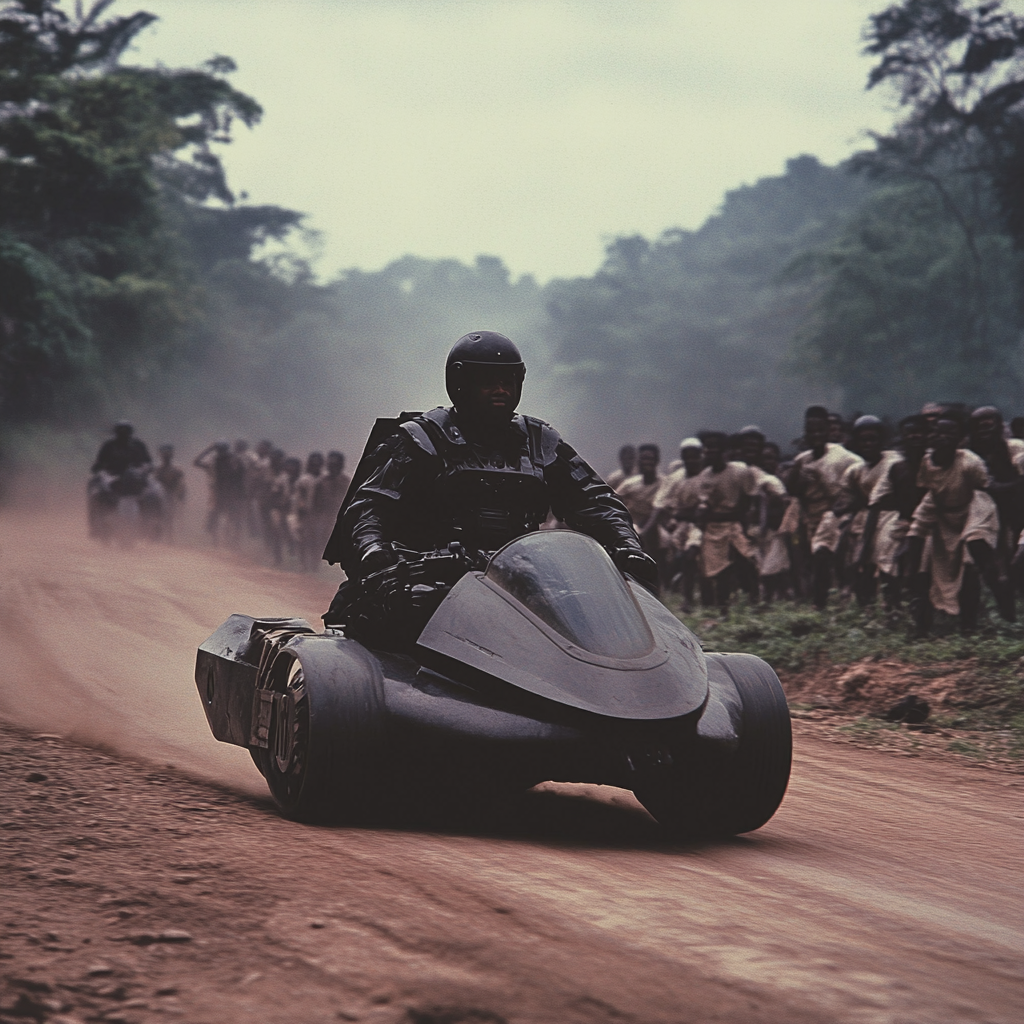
top-left (860, 0), bottom-right (1024, 247)
top-left (0, 0), bottom-right (301, 426)
top-left (545, 156), bottom-right (871, 447)
top-left (789, 1), bottom-right (1024, 418)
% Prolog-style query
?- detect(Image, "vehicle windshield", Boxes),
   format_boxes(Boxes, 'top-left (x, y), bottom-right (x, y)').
top-left (485, 532), bottom-right (656, 659)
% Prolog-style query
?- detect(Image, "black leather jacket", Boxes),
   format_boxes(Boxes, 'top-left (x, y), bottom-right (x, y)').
top-left (324, 407), bottom-right (641, 579)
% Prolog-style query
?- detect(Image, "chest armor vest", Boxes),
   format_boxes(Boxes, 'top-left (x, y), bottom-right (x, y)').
top-left (412, 410), bottom-right (551, 551)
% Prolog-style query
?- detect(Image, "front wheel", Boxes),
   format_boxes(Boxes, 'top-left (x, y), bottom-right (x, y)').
top-left (635, 654), bottom-right (791, 838)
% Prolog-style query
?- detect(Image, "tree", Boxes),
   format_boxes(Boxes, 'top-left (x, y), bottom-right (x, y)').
top-left (789, 181), bottom-right (1023, 413)
top-left (0, 0), bottom-right (300, 425)
top-left (860, 0), bottom-right (1024, 249)
top-left (544, 157), bottom-right (870, 448)
top-left (787, 1), bottom-right (1024, 417)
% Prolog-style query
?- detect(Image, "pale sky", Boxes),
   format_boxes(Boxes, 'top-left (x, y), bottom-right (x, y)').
top-left (130, 0), bottom-right (898, 281)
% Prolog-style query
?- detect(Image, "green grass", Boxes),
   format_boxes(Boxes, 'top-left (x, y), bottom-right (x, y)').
top-left (665, 592), bottom-right (1024, 673)
top-left (664, 592), bottom-right (1024, 755)
top-left (837, 717), bottom-right (900, 738)
top-left (947, 738), bottom-right (986, 758)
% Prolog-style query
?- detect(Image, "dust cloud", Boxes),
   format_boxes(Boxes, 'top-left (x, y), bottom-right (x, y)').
top-left (1, 270), bottom-right (602, 506)
top-left (0, 505), bottom-right (335, 797)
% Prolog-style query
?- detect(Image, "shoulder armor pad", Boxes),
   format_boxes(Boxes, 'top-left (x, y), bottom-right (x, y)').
top-left (522, 415), bottom-right (561, 466)
top-left (421, 406), bottom-right (466, 445)
top-left (399, 419), bottom-right (437, 456)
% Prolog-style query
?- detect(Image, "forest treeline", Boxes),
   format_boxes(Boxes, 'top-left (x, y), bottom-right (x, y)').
top-left (1, 0), bottom-right (1023, 470)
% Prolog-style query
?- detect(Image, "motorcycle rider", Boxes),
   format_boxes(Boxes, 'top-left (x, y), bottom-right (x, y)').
top-left (91, 421), bottom-right (152, 477)
top-left (323, 331), bottom-right (656, 641)
top-left (88, 422), bottom-right (153, 537)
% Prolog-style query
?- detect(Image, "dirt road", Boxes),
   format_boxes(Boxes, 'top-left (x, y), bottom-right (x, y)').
top-left (1, 511), bottom-right (1022, 1024)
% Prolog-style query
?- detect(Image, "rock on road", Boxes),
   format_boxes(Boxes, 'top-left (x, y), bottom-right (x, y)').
top-left (1, 509), bottom-right (1021, 1024)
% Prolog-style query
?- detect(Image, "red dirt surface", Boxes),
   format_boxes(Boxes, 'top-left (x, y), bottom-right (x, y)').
top-left (2, 509), bottom-right (1022, 1024)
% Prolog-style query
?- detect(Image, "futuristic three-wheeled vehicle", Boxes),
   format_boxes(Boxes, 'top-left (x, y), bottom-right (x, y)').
top-left (195, 530), bottom-right (791, 837)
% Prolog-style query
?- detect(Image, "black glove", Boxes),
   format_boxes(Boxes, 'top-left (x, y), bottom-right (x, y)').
top-left (612, 547), bottom-right (659, 594)
top-left (359, 542), bottom-right (401, 576)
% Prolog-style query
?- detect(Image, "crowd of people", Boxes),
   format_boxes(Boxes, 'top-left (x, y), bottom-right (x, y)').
top-left (189, 439), bottom-right (352, 570)
top-left (88, 425), bottom-right (351, 569)
top-left (609, 404), bottom-right (1024, 636)
top-left (90, 399), bottom-right (1024, 635)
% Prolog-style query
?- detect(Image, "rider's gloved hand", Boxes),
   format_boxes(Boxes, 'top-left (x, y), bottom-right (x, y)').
top-left (611, 547), bottom-right (659, 595)
top-left (360, 542), bottom-right (401, 576)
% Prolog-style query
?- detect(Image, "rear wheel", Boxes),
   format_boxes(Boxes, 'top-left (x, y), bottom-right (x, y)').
top-left (253, 635), bottom-right (387, 823)
top-left (635, 654), bottom-right (791, 838)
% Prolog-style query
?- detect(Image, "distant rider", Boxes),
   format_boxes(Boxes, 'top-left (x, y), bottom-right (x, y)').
top-left (88, 421), bottom-right (155, 538)
top-left (92, 421), bottom-right (152, 477)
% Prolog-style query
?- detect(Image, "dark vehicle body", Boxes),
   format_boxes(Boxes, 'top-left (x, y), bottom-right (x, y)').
top-left (195, 531), bottom-right (791, 837)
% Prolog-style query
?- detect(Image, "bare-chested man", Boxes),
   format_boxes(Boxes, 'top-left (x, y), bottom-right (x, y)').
top-left (153, 444), bottom-right (186, 542)
top-left (289, 452), bottom-right (325, 571)
top-left (266, 453), bottom-right (300, 566)
top-left (315, 450), bottom-right (351, 555)
top-left (194, 440), bottom-right (245, 548)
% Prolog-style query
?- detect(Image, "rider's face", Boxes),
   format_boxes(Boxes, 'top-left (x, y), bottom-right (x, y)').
top-left (465, 369), bottom-right (517, 423)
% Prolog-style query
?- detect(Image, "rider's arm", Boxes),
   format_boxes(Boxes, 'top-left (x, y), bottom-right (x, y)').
top-left (538, 430), bottom-right (656, 592)
top-left (339, 433), bottom-right (437, 578)
top-left (91, 440), bottom-right (114, 474)
top-left (544, 435), bottom-right (642, 552)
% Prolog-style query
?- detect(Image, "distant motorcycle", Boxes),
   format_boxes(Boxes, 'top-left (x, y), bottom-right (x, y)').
top-left (88, 466), bottom-right (165, 545)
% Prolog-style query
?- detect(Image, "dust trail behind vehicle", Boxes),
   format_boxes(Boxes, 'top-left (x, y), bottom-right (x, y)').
top-left (0, 505), bottom-right (337, 795)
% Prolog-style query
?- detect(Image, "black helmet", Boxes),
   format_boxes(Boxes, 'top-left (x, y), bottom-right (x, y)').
top-left (113, 420), bottom-right (133, 436)
top-left (445, 331), bottom-right (526, 408)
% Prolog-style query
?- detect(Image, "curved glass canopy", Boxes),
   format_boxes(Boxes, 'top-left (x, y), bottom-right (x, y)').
top-left (485, 531), bottom-right (655, 660)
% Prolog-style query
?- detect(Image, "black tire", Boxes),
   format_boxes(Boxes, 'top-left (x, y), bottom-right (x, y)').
top-left (635, 653), bottom-right (791, 838)
top-left (253, 634), bottom-right (387, 823)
